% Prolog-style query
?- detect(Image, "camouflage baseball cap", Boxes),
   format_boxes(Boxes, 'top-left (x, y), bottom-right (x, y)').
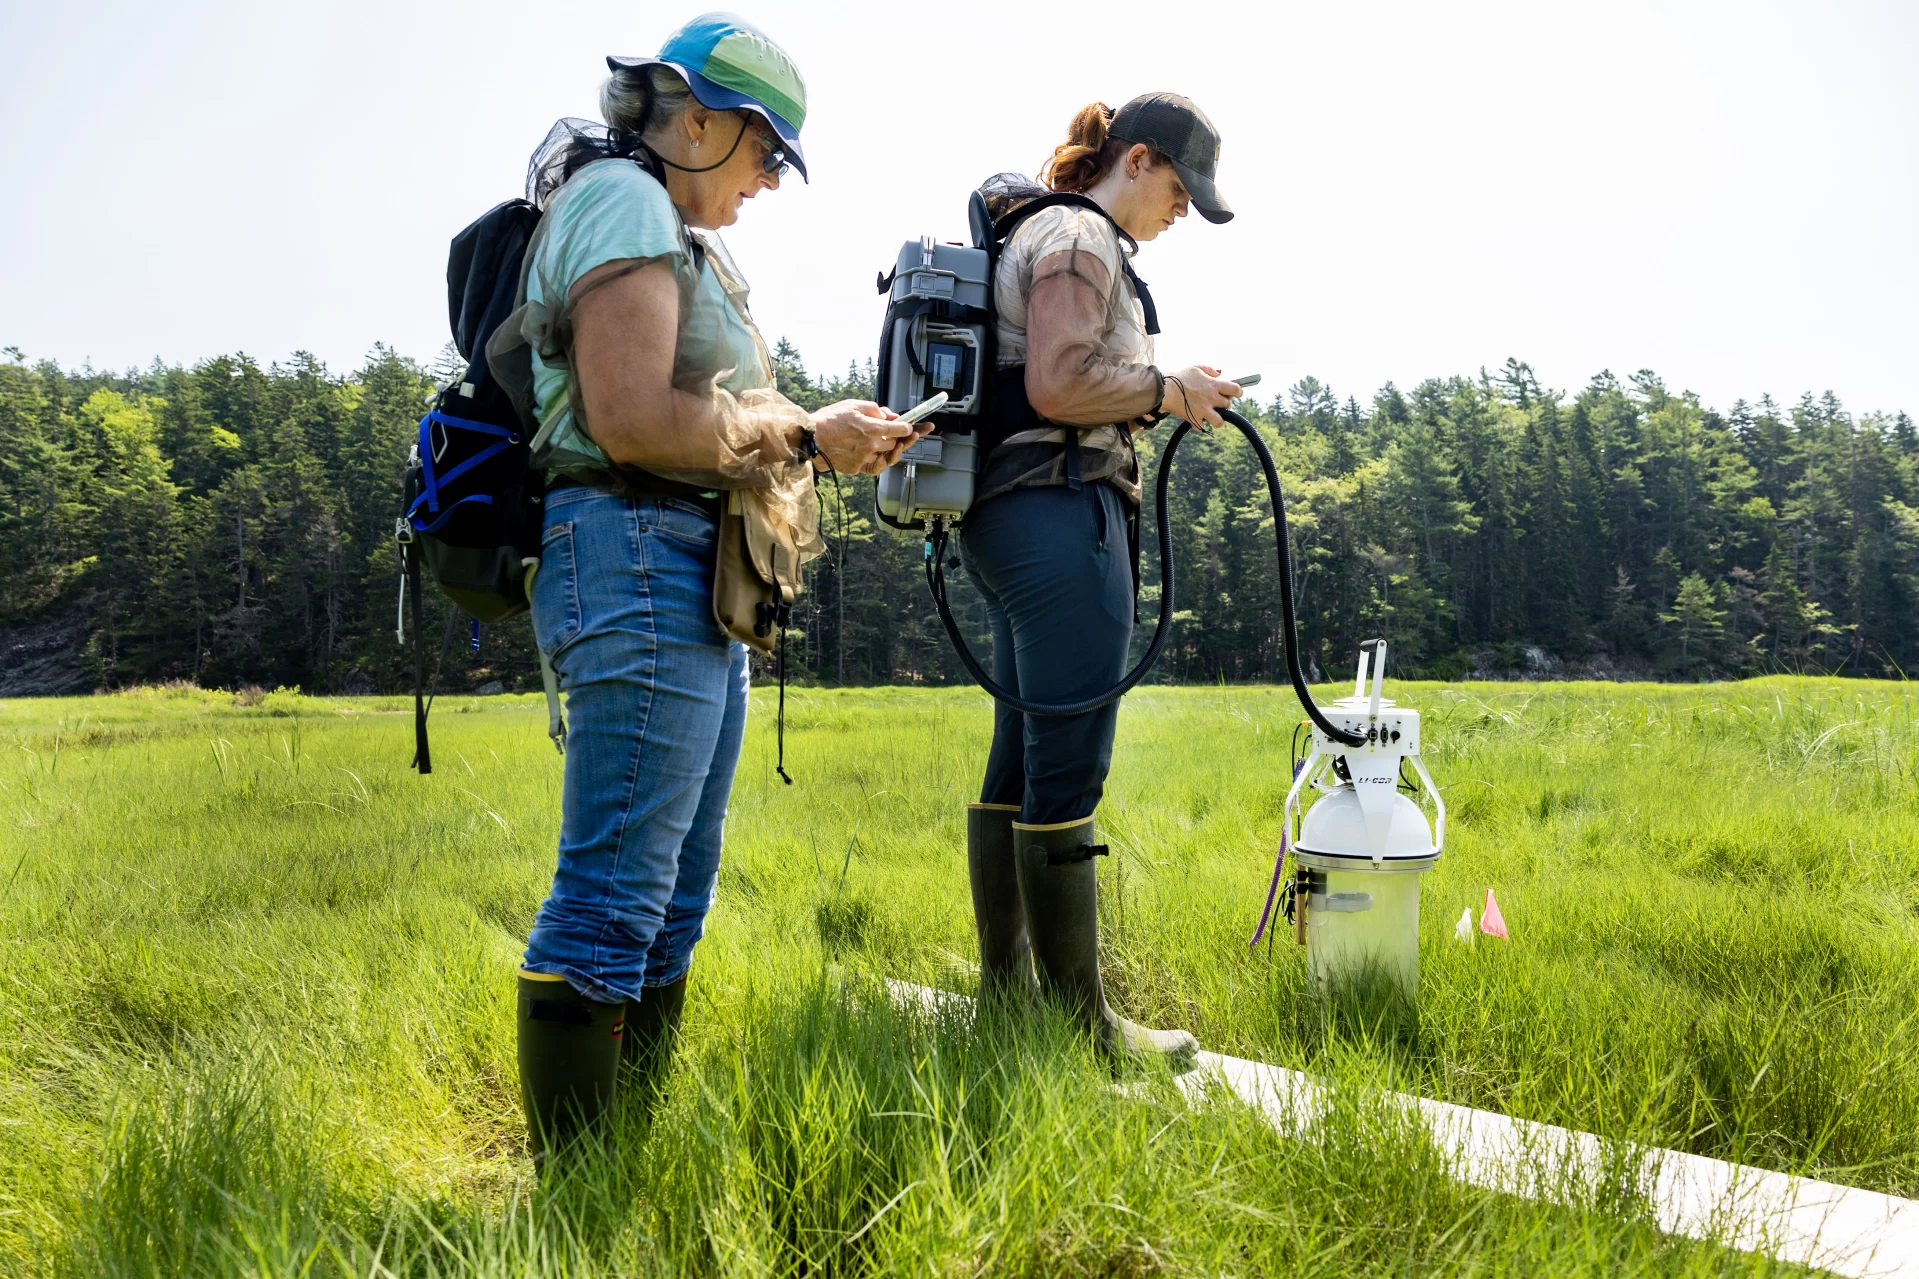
top-left (1110, 92), bottom-right (1230, 223)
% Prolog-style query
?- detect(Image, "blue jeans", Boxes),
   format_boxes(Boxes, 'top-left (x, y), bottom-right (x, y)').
top-left (960, 481), bottom-right (1134, 825)
top-left (522, 486), bottom-right (749, 1006)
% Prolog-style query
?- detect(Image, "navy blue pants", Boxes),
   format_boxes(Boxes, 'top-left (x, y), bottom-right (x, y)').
top-left (959, 482), bottom-right (1134, 825)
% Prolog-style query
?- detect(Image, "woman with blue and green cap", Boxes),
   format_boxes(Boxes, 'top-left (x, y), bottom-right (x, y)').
top-left (512, 12), bottom-right (914, 1159)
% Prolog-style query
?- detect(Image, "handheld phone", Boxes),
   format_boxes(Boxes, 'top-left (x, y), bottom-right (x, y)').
top-left (898, 391), bottom-right (948, 427)
top-left (1164, 374), bottom-right (1261, 431)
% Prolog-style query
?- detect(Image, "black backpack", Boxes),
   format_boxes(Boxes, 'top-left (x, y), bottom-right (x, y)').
top-left (397, 198), bottom-right (547, 773)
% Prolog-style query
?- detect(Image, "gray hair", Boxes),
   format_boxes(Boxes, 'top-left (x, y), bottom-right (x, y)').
top-left (525, 64), bottom-right (700, 208)
top-left (603, 63), bottom-right (696, 142)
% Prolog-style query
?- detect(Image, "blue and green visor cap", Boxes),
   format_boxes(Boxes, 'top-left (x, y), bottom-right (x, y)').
top-left (609, 12), bottom-right (808, 181)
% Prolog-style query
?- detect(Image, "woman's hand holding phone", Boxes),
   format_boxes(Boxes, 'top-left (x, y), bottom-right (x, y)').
top-left (1161, 366), bottom-right (1242, 429)
top-left (809, 400), bottom-right (913, 474)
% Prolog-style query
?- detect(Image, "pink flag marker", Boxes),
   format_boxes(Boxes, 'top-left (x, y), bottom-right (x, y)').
top-left (1480, 889), bottom-right (1509, 940)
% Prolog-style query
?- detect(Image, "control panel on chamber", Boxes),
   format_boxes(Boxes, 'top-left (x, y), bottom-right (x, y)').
top-left (1313, 707), bottom-right (1422, 755)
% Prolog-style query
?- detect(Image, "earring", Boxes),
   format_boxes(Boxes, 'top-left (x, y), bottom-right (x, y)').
top-left (692, 139), bottom-right (701, 149)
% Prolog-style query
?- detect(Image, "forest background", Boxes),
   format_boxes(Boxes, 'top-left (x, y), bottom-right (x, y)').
top-left (2, 339), bottom-right (1915, 697)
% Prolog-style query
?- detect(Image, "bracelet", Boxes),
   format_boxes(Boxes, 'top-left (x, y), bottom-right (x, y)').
top-left (1163, 374), bottom-right (1203, 428)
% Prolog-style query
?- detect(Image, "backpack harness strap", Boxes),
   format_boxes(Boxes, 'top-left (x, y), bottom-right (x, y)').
top-left (975, 192), bottom-right (1162, 492)
top-left (987, 192), bottom-right (1159, 337)
top-left (405, 541), bottom-right (432, 775)
top-left (406, 408), bottom-right (522, 531)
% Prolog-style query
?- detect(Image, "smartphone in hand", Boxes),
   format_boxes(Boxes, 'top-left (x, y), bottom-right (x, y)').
top-left (898, 392), bottom-right (948, 428)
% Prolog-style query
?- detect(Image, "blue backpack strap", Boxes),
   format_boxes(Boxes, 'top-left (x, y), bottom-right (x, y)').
top-left (411, 493), bottom-right (495, 535)
top-left (407, 408), bottom-right (520, 523)
top-left (429, 407), bottom-right (520, 438)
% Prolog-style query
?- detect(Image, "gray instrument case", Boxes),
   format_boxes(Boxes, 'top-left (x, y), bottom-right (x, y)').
top-left (875, 235), bottom-right (989, 525)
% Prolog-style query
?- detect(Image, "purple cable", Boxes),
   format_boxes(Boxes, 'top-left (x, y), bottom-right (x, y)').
top-left (1249, 824), bottom-right (1290, 949)
top-left (1251, 757), bottom-right (1308, 949)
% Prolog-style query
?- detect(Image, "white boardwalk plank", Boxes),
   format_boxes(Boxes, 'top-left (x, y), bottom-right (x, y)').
top-left (884, 980), bottom-right (1919, 1277)
top-left (1187, 1051), bottom-right (1919, 1278)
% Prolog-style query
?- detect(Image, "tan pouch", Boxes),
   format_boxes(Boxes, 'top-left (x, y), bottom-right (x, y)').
top-left (713, 486), bottom-right (823, 654)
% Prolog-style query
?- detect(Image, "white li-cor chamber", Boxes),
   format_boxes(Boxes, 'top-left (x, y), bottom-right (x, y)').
top-left (1283, 641), bottom-right (1445, 1001)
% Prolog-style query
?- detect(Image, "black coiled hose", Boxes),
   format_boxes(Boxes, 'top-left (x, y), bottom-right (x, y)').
top-left (927, 407), bottom-right (1367, 747)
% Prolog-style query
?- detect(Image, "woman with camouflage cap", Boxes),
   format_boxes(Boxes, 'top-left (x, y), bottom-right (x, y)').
top-left (963, 95), bottom-right (1242, 1065)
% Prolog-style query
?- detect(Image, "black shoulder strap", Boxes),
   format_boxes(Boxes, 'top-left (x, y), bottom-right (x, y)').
top-left (990, 191), bottom-right (1135, 252)
top-left (406, 543), bottom-right (432, 774)
top-left (1127, 265), bottom-right (1159, 337)
top-left (989, 192), bottom-right (1158, 336)
top-left (629, 143), bottom-right (668, 187)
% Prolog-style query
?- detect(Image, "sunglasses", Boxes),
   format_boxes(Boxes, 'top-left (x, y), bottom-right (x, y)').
top-left (741, 116), bottom-right (790, 178)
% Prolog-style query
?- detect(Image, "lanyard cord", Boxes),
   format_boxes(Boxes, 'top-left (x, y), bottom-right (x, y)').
top-left (653, 118), bottom-right (750, 175)
top-left (775, 619), bottom-right (792, 784)
top-left (773, 454), bottom-right (846, 787)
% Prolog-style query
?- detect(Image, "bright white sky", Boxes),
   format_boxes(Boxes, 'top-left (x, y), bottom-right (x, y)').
top-left (3, 0), bottom-right (1914, 418)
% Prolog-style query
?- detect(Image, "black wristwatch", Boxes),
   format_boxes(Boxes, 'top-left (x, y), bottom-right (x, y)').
top-left (796, 425), bottom-right (822, 465)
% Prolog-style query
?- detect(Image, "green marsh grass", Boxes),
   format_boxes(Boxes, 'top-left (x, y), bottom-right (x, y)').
top-left (2, 678), bottom-right (1914, 1275)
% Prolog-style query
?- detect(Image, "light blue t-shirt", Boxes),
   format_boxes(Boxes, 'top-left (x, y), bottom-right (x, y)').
top-left (525, 159), bottom-right (773, 477)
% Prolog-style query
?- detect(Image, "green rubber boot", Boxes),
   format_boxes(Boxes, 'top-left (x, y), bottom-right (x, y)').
top-left (622, 975), bottom-right (687, 1108)
top-left (968, 803), bottom-right (1038, 998)
top-left (517, 971), bottom-right (624, 1161)
top-left (1013, 817), bottom-right (1197, 1066)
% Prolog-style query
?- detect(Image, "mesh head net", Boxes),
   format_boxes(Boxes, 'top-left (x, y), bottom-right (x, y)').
top-left (977, 172), bottom-right (1052, 223)
top-left (526, 117), bottom-right (654, 209)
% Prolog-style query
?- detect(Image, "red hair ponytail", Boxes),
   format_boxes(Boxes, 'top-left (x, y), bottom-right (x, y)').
top-left (1040, 102), bottom-right (1133, 193)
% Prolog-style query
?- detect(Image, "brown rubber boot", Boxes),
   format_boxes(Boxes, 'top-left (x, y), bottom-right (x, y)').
top-left (1012, 816), bottom-right (1197, 1066)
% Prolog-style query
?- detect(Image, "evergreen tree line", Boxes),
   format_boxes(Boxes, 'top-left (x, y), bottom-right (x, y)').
top-left (3, 341), bottom-right (1914, 696)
